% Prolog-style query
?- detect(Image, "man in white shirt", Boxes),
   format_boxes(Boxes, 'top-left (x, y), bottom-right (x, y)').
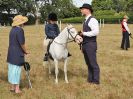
top-left (79, 4), bottom-right (100, 84)
top-left (121, 15), bottom-right (131, 50)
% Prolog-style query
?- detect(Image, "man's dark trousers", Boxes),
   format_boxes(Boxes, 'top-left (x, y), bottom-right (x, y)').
top-left (82, 41), bottom-right (100, 84)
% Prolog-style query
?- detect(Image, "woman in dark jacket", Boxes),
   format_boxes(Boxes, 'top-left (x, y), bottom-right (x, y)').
top-left (7, 15), bottom-right (28, 93)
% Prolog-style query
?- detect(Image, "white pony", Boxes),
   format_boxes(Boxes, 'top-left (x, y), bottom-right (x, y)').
top-left (44, 24), bottom-right (83, 84)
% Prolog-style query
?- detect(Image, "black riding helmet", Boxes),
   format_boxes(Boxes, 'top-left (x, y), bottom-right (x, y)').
top-left (48, 12), bottom-right (58, 21)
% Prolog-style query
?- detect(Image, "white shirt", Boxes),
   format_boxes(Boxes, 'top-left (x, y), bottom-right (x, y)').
top-left (123, 20), bottom-right (130, 33)
top-left (83, 14), bottom-right (99, 37)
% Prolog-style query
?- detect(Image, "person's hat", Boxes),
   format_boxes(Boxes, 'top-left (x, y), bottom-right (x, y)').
top-left (123, 15), bottom-right (129, 19)
top-left (80, 3), bottom-right (93, 13)
top-left (48, 13), bottom-right (58, 21)
top-left (12, 15), bottom-right (28, 26)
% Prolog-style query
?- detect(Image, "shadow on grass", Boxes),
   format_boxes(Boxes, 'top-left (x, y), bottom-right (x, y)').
top-left (0, 72), bottom-right (8, 82)
top-left (45, 67), bottom-right (87, 81)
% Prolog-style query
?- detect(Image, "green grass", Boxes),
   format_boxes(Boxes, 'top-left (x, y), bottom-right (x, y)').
top-left (0, 24), bottom-right (133, 99)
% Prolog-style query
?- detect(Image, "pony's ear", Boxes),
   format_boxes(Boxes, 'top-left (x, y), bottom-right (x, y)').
top-left (67, 24), bottom-right (72, 28)
top-left (69, 24), bottom-right (72, 27)
top-left (67, 24), bottom-right (69, 27)
top-left (67, 24), bottom-right (72, 27)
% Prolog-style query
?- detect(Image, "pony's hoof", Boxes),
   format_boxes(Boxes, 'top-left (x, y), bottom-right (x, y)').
top-left (65, 80), bottom-right (69, 83)
top-left (43, 62), bottom-right (45, 66)
top-left (55, 80), bottom-right (58, 84)
top-left (49, 72), bottom-right (51, 75)
top-left (43, 62), bottom-right (47, 67)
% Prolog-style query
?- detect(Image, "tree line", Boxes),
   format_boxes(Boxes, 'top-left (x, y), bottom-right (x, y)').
top-left (91, 0), bottom-right (133, 23)
top-left (0, 0), bottom-right (133, 25)
top-left (92, 0), bottom-right (133, 13)
top-left (92, 0), bottom-right (133, 16)
top-left (0, 0), bottom-right (81, 25)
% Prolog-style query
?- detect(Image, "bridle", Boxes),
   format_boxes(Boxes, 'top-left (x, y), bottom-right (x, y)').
top-left (67, 27), bottom-right (78, 42)
top-left (53, 27), bottom-right (78, 45)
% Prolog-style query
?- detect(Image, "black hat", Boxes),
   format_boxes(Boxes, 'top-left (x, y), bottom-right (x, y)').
top-left (80, 3), bottom-right (93, 13)
top-left (48, 12), bottom-right (58, 21)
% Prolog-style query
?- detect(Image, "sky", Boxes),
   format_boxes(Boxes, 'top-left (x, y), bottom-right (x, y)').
top-left (72, 0), bottom-right (92, 7)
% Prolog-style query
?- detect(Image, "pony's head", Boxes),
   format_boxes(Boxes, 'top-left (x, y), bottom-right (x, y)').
top-left (66, 24), bottom-right (83, 44)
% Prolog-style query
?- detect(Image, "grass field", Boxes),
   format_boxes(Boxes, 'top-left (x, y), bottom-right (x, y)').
top-left (0, 24), bottom-right (133, 99)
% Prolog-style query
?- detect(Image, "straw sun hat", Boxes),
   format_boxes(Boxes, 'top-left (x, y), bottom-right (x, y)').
top-left (12, 15), bottom-right (28, 26)
top-left (123, 15), bottom-right (129, 19)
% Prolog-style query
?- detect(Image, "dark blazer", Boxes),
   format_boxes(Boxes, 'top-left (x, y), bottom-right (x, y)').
top-left (7, 26), bottom-right (25, 66)
top-left (45, 23), bottom-right (60, 39)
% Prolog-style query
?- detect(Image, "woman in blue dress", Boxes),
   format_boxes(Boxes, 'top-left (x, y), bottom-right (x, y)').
top-left (7, 15), bottom-right (28, 93)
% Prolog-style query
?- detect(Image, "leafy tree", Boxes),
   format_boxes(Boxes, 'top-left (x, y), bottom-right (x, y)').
top-left (0, 0), bottom-right (36, 15)
top-left (92, 0), bottom-right (129, 13)
top-left (127, 0), bottom-right (133, 12)
top-left (112, 0), bottom-right (127, 13)
top-left (39, 0), bottom-right (81, 22)
top-left (92, 0), bottom-right (113, 11)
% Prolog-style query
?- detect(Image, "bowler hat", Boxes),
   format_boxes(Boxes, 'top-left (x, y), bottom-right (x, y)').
top-left (80, 3), bottom-right (93, 13)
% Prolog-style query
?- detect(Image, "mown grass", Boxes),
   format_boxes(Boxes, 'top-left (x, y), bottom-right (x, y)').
top-left (0, 24), bottom-right (133, 99)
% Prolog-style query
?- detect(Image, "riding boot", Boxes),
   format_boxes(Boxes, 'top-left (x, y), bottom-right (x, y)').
top-left (43, 41), bottom-right (52, 61)
top-left (68, 52), bottom-right (72, 57)
top-left (43, 53), bottom-right (49, 61)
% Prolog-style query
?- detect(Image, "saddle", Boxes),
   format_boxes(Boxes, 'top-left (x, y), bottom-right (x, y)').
top-left (44, 39), bottom-right (71, 61)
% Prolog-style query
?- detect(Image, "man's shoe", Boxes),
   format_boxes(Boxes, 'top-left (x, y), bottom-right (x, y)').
top-left (87, 79), bottom-right (100, 85)
top-left (90, 81), bottom-right (100, 85)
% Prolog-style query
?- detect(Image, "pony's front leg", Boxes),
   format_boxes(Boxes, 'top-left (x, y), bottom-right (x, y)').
top-left (48, 60), bottom-right (52, 74)
top-left (64, 58), bottom-right (69, 83)
top-left (54, 59), bottom-right (59, 84)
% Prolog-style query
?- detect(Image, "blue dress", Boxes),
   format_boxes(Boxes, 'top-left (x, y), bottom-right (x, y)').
top-left (7, 26), bottom-right (25, 66)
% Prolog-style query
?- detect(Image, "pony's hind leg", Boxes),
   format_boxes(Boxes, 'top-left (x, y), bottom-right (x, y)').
top-left (64, 58), bottom-right (69, 83)
top-left (54, 59), bottom-right (59, 84)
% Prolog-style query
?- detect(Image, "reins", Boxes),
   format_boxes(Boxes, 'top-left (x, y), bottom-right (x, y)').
top-left (53, 27), bottom-right (78, 45)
